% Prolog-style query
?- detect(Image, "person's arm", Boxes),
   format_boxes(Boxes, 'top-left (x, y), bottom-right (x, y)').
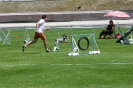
top-left (111, 25), bottom-right (115, 31)
top-left (45, 27), bottom-right (50, 31)
top-left (36, 22), bottom-right (40, 31)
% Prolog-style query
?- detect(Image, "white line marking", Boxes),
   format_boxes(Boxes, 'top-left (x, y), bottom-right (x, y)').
top-left (0, 63), bottom-right (133, 67)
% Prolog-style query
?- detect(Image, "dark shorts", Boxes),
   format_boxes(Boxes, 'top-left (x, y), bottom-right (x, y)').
top-left (34, 32), bottom-right (46, 40)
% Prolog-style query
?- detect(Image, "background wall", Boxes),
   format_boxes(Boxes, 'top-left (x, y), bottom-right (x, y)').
top-left (0, 10), bottom-right (132, 23)
top-left (0, 0), bottom-right (133, 23)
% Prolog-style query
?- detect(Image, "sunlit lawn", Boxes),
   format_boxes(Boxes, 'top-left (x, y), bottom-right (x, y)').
top-left (0, 27), bottom-right (133, 88)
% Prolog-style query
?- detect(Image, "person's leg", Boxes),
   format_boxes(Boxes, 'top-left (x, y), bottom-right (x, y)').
top-left (106, 31), bottom-right (113, 35)
top-left (103, 31), bottom-right (113, 38)
top-left (99, 30), bottom-right (106, 38)
top-left (22, 39), bottom-right (38, 52)
top-left (25, 32), bottom-right (39, 47)
top-left (43, 37), bottom-right (48, 50)
top-left (22, 32), bottom-right (39, 52)
top-left (106, 31), bottom-right (114, 38)
top-left (99, 31), bottom-right (104, 36)
top-left (40, 33), bottom-right (50, 52)
top-left (24, 39), bottom-right (38, 47)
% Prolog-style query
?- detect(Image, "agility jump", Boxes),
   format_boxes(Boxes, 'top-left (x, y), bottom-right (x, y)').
top-left (0, 27), bottom-right (30, 45)
top-left (68, 27), bottom-right (100, 56)
top-left (116, 25), bottom-right (133, 44)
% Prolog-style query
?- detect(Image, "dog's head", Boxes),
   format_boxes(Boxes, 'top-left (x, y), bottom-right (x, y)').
top-left (63, 34), bottom-right (68, 41)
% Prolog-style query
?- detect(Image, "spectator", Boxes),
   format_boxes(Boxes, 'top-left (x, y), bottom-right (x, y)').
top-left (99, 20), bottom-right (115, 39)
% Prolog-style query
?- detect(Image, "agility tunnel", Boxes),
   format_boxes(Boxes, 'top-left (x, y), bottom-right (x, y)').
top-left (116, 25), bottom-right (133, 44)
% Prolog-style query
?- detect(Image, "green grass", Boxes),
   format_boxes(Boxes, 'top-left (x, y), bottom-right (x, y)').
top-left (0, 27), bottom-right (133, 88)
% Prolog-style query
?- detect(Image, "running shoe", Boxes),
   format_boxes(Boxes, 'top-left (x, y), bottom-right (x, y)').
top-left (22, 46), bottom-right (26, 52)
top-left (46, 49), bottom-right (51, 52)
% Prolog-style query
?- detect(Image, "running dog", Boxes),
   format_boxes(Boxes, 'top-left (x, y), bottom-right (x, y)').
top-left (53, 34), bottom-right (69, 51)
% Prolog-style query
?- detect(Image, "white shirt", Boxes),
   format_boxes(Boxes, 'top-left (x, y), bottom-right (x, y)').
top-left (36, 19), bottom-right (45, 33)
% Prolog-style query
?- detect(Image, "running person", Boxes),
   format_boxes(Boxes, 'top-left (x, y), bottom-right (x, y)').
top-left (22, 15), bottom-right (51, 52)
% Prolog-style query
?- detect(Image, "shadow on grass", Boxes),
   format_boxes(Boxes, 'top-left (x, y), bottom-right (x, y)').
top-left (22, 52), bottom-right (40, 54)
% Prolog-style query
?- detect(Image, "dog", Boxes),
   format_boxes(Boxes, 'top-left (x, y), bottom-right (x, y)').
top-left (53, 34), bottom-right (69, 51)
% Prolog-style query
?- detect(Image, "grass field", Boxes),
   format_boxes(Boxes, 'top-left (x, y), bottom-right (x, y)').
top-left (0, 27), bottom-right (133, 88)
